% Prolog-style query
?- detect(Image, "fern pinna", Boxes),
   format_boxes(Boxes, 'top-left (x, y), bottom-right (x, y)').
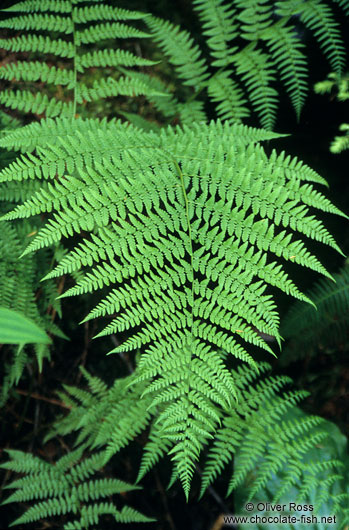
top-left (0, 117), bottom-right (346, 498)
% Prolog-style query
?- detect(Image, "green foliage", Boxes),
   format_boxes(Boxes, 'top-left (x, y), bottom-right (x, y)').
top-left (234, 407), bottom-right (349, 529)
top-left (200, 364), bottom-right (349, 521)
top-left (20, 363), bottom-right (349, 528)
top-left (0, 211), bottom-right (64, 406)
top-left (0, 0), bottom-right (161, 119)
top-left (280, 265), bottom-right (349, 364)
top-left (314, 72), bottom-right (349, 153)
top-left (0, 306), bottom-right (51, 344)
top-left (148, 0), bottom-right (348, 128)
top-left (0, 115), bottom-right (345, 498)
top-left (1, 446), bottom-right (154, 528)
top-left (0, 0), bottom-right (348, 528)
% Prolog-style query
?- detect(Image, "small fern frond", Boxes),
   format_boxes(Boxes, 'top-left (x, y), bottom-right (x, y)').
top-left (0, 13), bottom-right (73, 33)
top-left (0, 62), bottom-right (75, 87)
top-left (0, 212), bottom-right (63, 405)
top-left (193, 0), bottom-right (238, 67)
top-left (231, 44), bottom-right (278, 129)
top-left (275, 0), bottom-right (346, 74)
top-left (201, 364), bottom-right (347, 515)
top-left (235, 0), bottom-right (272, 41)
top-left (1, 447), bottom-right (153, 528)
top-left (145, 15), bottom-right (209, 89)
top-left (262, 19), bottom-right (308, 120)
top-left (72, 4), bottom-right (145, 24)
top-left (3, 1), bottom-right (72, 13)
top-left (45, 369), bottom-right (153, 457)
top-left (0, 90), bottom-right (73, 118)
top-left (76, 22), bottom-right (149, 45)
top-left (77, 50), bottom-right (156, 71)
top-left (0, 34), bottom-right (75, 57)
top-left (208, 71), bottom-right (250, 123)
top-left (280, 265), bottom-right (349, 363)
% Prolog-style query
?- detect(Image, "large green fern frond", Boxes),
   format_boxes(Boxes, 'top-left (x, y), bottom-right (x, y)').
top-left (0, 118), bottom-right (344, 495)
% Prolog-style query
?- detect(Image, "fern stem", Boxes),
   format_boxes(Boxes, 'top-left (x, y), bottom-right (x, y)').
top-left (172, 158), bottom-right (194, 330)
top-left (72, 5), bottom-right (77, 118)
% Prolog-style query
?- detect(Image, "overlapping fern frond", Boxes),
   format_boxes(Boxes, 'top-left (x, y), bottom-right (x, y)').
top-left (0, 113), bottom-right (65, 406)
top-left (0, 215), bottom-right (65, 406)
top-left (0, 117), bottom-right (345, 495)
top-left (198, 363), bottom-right (349, 525)
top-left (148, 0), bottom-right (348, 129)
top-left (280, 265), bottom-right (349, 364)
top-left (28, 363), bottom-right (349, 527)
top-left (0, 0), bottom-right (162, 120)
top-left (1, 445), bottom-right (153, 528)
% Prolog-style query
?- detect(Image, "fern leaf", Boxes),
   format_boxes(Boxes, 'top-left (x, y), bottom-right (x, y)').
top-left (3, 1), bottom-right (72, 13)
top-left (231, 43), bottom-right (278, 129)
top-left (0, 35), bottom-right (75, 58)
top-left (0, 90), bottom-right (73, 118)
top-left (1, 119), bottom-right (343, 496)
top-left (0, 13), bottom-right (74, 33)
top-left (145, 15), bottom-right (209, 88)
top-left (208, 71), bottom-right (250, 123)
top-left (72, 5), bottom-right (146, 24)
top-left (193, 0), bottom-right (238, 67)
top-left (280, 265), bottom-right (349, 363)
top-left (275, 0), bottom-right (346, 74)
top-left (77, 49), bottom-right (156, 71)
top-left (262, 19), bottom-right (308, 119)
top-left (235, 0), bottom-right (273, 41)
top-left (2, 447), bottom-right (152, 528)
top-left (76, 76), bottom-right (163, 103)
top-left (0, 62), bottom-right (75, 88)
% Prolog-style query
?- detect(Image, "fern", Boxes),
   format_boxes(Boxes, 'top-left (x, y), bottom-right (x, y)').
top-left (0, 215), bottom-right (65, 405)
top-left (1, 446), bottom-right (154, 528)
top-left (199, 364), bottom-right (348, 516)
top-left (0, 112), bottom-right (65, 405)
top-left (149, 0), bottom-right (348, 129)
top-left (0, 116), bottom-right (345, 496)
top-left (0, 0), bottom-right (160, 120)
top-left (32, 363), bottom-right (349, 527)
top-left (280, 265), bottom-right (349, 364)
top-left (0, 0), bottom-right (348, 525)
top-left (275, 0), bottom-right (346, 73)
